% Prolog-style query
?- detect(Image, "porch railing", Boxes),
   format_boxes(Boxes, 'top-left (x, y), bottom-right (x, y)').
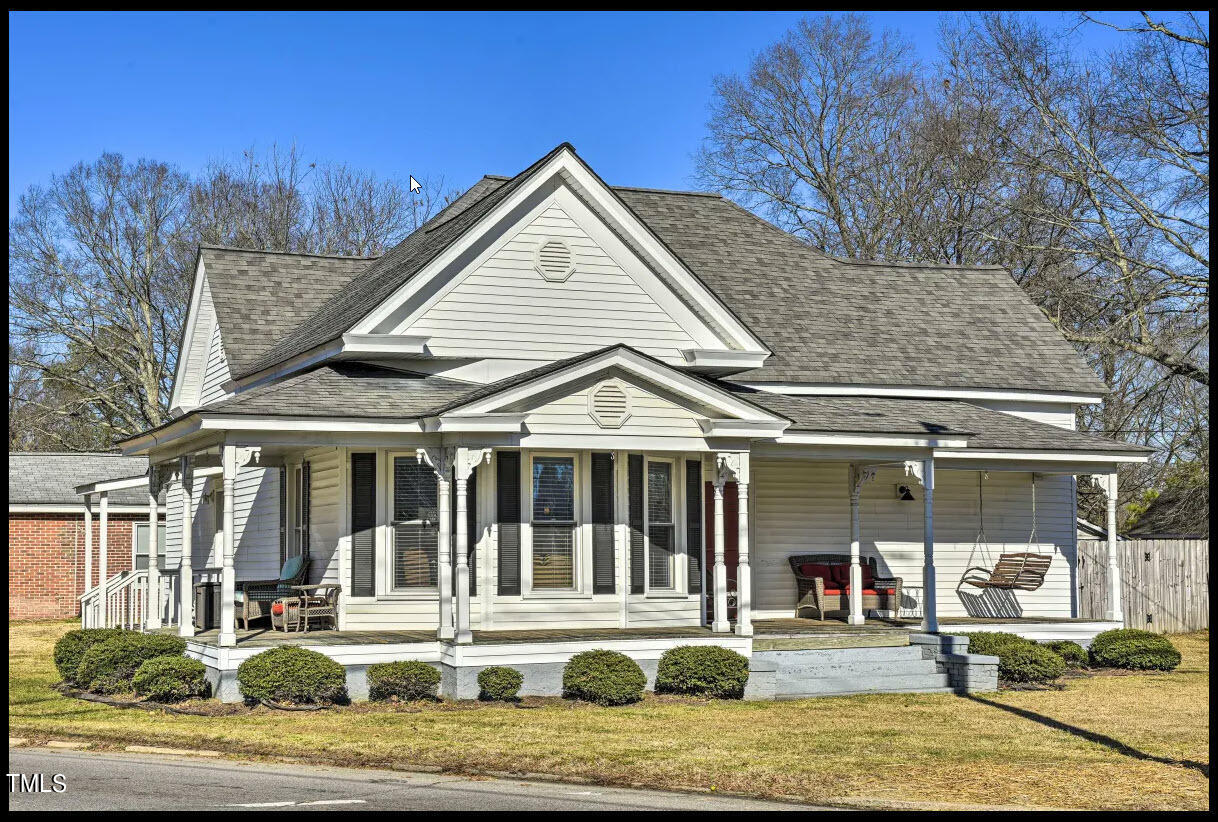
top-left (79, 570), bottom-right (149, 630)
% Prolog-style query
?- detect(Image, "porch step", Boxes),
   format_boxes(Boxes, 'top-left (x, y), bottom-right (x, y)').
top-left (774, 658), bottom-right (941, 682)
top-left (772, 672), bottom-right (954, 699)
top-left (752, 644), bottom-right (956, 699)
top-left (756, 645), bottom-right (928, 665)
top-left (752, 633), bottom-right (909, 651)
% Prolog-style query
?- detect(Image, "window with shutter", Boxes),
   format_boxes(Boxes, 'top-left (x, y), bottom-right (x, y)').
top-left (628, 454), bottom-right (644, 594)
top-left (496, 452), bottom-right (521, 595)
top-left (685, 459), bottom-right (702, 593)
top-left (350, 453), bottom-right (377, 597)
top-left (647, 460), bottom-right (675, 589)
top-left (590, 452), bottom-right (615, 594)
top-left (531, 456), bottom-right (576, 590)
top-left (392, 456), bottom-right (438, 589)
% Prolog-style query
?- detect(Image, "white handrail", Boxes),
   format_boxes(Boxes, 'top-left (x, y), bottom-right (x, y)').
top-left (80, 570), bottom-right (148, 629)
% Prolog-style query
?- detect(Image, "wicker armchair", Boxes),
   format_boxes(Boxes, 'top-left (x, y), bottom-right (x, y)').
top-left (237, 555), bottom-right (308, 630)
top-left (788, 554), bottom-right (902, 621)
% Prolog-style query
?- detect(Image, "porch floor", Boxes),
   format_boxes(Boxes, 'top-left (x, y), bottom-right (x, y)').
top-left (171, 616), bottom-right (1111, 649)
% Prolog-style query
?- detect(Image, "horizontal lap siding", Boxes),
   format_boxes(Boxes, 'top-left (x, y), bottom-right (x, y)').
top-left (406, 203), bottom-right (697, 363)
top-left (627, 597), bottom-right (701, 627)
top-left (177, 277), bottom-right (216, 409)
top-left (752, 459), bottom-right (1076, 618)
top-left (524, 383), bottom-right (706, 437)
top-left (489, 598), bottom-right (621, 630)
top-left (304, 449), bottom-right (341, 585)
top-left (233, 466), bottom-right (281, 580)
top-left (199, 320), bottom-right (232, 406)
top-left (973, 400), bottom-right (1077, 430)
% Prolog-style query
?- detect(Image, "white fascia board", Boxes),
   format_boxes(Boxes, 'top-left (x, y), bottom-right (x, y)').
top-left (169, 256), bottom-right (209, 412)
top-left (733, 382), bottom-right (1105, 405)
top-left (934, 448), bottom-right (1150, 463)
top-left (338, 333), bottom-right (430, 357)
top-left (353, 147), bottom-right (768, 355)
top-left (224, 338), bottom-right (346, 394)
top-left (682, 350), bottom-right (771, 370)
top-left (777, 433), bottom-right (970, 448)
top-left (451, 347), bottom-right (785, 423)
top-left (697, 418), bottom-right (790, 438)
top-left (10, 503), bottom-right (163, 514)
top-left (202, 416), bottom-right (427, 434)
top-left (74, 473), bottom-right (152, 496)
top-left (427, 413), bottom-right (527, 433)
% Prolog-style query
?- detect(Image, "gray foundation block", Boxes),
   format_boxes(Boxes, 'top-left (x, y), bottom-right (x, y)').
top-left (440, 658), bottom-right (661, 700)
top-left (908, 633), bottom-right (999, 693)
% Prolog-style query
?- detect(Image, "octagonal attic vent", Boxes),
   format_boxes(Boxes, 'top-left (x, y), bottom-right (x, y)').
top-left (535, 239), bottom-right (575, 281)
top-left (589, 380), bottom-right (631, 428)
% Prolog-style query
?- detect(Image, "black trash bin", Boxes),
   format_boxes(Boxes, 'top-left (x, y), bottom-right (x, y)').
top-left (193, 581), bottom-right (221, 630)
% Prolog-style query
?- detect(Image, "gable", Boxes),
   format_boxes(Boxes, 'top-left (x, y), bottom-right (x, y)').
top-left (170, 270), bottom-right (219, 413)
top-left (392, 190), bottom-right (715, 363)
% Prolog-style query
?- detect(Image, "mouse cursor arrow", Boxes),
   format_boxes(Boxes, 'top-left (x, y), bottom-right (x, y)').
top-left (409, 176), bottom-right (422, 193)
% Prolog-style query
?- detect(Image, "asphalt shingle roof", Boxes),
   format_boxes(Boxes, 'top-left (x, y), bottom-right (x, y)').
top-left (9, 453), bottom-right (154, 506)
top-left (203, 144), bottom-right (1108, 395)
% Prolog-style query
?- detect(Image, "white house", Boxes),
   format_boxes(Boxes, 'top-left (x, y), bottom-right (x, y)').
top-left (88, 144), bottom-right (1150, 699)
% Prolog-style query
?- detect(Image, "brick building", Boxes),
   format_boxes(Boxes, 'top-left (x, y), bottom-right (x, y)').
top-left (9, 453), bottom-right (161, 620)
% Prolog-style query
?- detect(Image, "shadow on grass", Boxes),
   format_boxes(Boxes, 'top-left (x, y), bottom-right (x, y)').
top-left (966, 694), bottom-right (1209, 777)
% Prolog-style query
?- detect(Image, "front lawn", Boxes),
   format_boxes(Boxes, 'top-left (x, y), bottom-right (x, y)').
top-left (9, 621), bottom-right (1209, 810)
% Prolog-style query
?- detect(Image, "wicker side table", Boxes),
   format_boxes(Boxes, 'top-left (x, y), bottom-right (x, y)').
top-left (271, 597), bottom-right (302, 632)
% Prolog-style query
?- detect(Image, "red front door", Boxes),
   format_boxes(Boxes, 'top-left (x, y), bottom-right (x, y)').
top-left (704, 481), bottom-right (738, 624)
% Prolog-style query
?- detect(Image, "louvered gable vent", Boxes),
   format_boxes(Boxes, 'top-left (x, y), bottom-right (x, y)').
top-left (535, 238), bottom-right (575, 281)
top-left (589, 380), bottom-right (630, 428)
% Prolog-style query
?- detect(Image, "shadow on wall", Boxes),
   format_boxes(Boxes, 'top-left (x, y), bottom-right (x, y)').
top-left (956, 586), bottom-right (1023, 618)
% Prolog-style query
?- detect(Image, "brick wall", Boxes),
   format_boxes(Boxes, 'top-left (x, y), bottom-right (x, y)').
top-left (8, 512), bottom-right (143, 620)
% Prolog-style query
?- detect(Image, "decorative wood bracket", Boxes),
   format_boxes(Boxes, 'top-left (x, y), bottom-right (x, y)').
top-left (903, 460), bottom-right (925, 486)
top-left (417, 446), bottom-right (457, 482)
top-left (849, 465), bottom-right (879, 499)
top-left (455, 447), bottom-right (492, 481)
top-left (1088, 474), bottom-right (1117, 501)
top-left (714, 451), bottom-right (750, 488)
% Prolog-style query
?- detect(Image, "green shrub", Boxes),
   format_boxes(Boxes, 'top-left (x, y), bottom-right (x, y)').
top-left (655, 645), bottom-right (750, 699)
top-left (366, 661), bottom-right (441, 701)
top-left (477, 666), bottom-right (524, 701)
top-left (1044, 640), bottom-right (1089, 668)
top-left (960, 631), bottom-right (1034, 657)
top-left (1089, 629), bottom-right (1182, 671)
top-left (75, 633), bottom-right (187, 693)
top-left (132, 656), bottom-right (210, 702)
top-left (53, 628), bottom-right (126, 685)
top-left (562, 650), bottom-right (646, 706)
top-left (998, 643), bottom-right (1067, 683)
top-left (237, 646), bottom-right (347, 705)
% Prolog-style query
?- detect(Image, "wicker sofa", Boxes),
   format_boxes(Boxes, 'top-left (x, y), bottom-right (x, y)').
top-left (236, 555), bottom-right (308, 630)
top-left (788, 554), bottom-right (902, 621)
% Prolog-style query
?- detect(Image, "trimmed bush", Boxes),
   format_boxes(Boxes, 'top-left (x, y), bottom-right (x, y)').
top-left (1044, 640), bottom-right (1089, 668)
top-left (75, 633), bottom-right (187, 693)
top-left (133, 656), bottom-right (210, 702)
top-left (960, 631), bottom-right (1033, 657)
top-left (237, 646), bottom-right (347, 705)
top-left (53, 628), bottom-right (126, 685)
top-left (562, 650), bottom-right (646, 706)
top-left (655, 645), bottom-right (750, 699)
top-left (1089, 629), bottom-right (1181, 671)
top-left (998, 643), bottom-right (1067, 683)
top-left (367, 661), bottom-right (441, 702)
top-left (477, 666), bottom-right (524, 701)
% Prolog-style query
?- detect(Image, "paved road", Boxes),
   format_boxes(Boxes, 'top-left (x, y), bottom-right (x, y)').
top-left (9, 748), bottom-right (822, 811)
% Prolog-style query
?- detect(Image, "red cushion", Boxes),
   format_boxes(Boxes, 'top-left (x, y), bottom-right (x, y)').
top-left (860, 565), bottom-right (875, 587)
top-left (843, 586), bottom-right (896, 596)
top-left (799, 563), bottom-right (834, 581)
top-left (830, 564), bottom-right (851, 586)
top-left (821, 588), bottom-right (843, 595)
top-left (271, 601), bottom-right (284, 616)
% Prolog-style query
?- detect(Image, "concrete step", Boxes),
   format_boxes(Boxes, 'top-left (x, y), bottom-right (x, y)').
top-left (773, 659), bottom-right (942, 681)
top-left (755, 645), bottom-right (928, 665)
top-left (752, 634), bottom-right (909, 651)
top-left (774, 671), bottom-right (954, 698)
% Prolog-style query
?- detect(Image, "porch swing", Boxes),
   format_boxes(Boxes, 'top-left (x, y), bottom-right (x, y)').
top-left (959, 472), bottom-right (1053, 592)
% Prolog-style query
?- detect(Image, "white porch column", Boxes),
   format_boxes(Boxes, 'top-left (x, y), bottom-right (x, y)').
top-left (219, 446), bottom-right (260, 648)
top-left (419, 447), bottom-right (457, 641)
top-left (145, 467), bottom-right (162, 630)
top-left (711, 472), bottom-right (729, 633)
top-left (918, 458), bottom-right (938, 633)
top-left (178, 457), bottom-right (195, 638)
top-left (847, 466), bottom-right (877, 626)
top-left (98, 491), bottom-right (109, 628)
top-left (453, 448), bottom-right (491, 645)
top-left (729, 454), bottom-right (752, 637)
top-left (1094, 472), bottom-right (1122, 623)
top-left (82, 495), bottom-right (93, 627)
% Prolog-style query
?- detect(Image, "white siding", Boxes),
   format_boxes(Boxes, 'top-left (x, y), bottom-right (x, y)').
top-left (233, 466), bottom-right (281, 580)
top-left (751, 459), bottom-right (1076, 619)
top-left (403, 203), bottom-right (700, 363)
top-left (175, 276), bottom-right (217, 411)
top-left (973, 400), bottom-right (1077, 430)
top-left (199, 320), bottom-right (232, 406)
top-left (519, 378), bottom-right (709, 438)
top-left (304, 448), bottom-right (342, 585)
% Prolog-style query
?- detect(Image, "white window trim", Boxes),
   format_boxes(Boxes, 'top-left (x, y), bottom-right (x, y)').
top-left (522, 450), bottom-right (588, 599)
top-left (643, 455), bottom-right (686, 598)
top-left (380, 450), bottom-right (442, 600)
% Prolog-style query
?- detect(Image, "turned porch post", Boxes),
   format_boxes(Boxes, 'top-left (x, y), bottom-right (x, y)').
top-left (219, 446), bottom-right (259, 647)
top-left (920, 458), bottom-right (937, 633)
top-left (178, 456), bottom-right (195, 638)
top-left (98, 491), bottom-right (109, 628)
top-left (453, 448), bottom-right (491, 645)
top-left (1093, 472), bottom-right (1123, 624)
top-left (419, 447), bottom-right (457, 641)
top-left (711, 469), bottom-right (729, 633)
top-left (82, 495), bottom-right (93, 627)
top-left (146, 467), bottom-right (163, 630)
top-left (847, 465), bottom-right (877, 626)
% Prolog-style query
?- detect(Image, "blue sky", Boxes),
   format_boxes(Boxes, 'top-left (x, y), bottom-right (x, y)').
top-left (9, 11), bottom-right (1142, 211)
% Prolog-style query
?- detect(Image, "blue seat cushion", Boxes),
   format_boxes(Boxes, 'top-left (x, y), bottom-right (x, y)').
top-left (280, 555), bottom-right (305, 581)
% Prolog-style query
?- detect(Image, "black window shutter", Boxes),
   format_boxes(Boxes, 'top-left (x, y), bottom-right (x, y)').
top-left (590, 452), bottom-right (615, 594)
top-left (685, 459), bottom-right (702, 593)
top-left (302, 461), bottom-right (312, 564)
top-left (496, 452), bottom-right (521, 596)
top-left (628, 454), bottom-right (645, 594)
top-left (350, 453), bottom-right (376, 597)
top-left (278, 466), bottom-right (287, 565)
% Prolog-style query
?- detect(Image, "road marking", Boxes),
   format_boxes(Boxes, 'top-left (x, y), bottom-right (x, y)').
top-left (224, 801), bottom-right (298, 808)
top-left (223, 800), bottom-right (367, 808)
top-left (298, 800), bottom-right (367, 806)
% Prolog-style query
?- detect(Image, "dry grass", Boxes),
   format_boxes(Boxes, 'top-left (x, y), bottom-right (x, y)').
top-left (9, 621), bottom-right (1209, 810)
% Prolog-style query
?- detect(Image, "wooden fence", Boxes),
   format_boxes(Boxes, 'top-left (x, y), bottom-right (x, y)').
top-left (1078, 539), bottom-right (1209, 633)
